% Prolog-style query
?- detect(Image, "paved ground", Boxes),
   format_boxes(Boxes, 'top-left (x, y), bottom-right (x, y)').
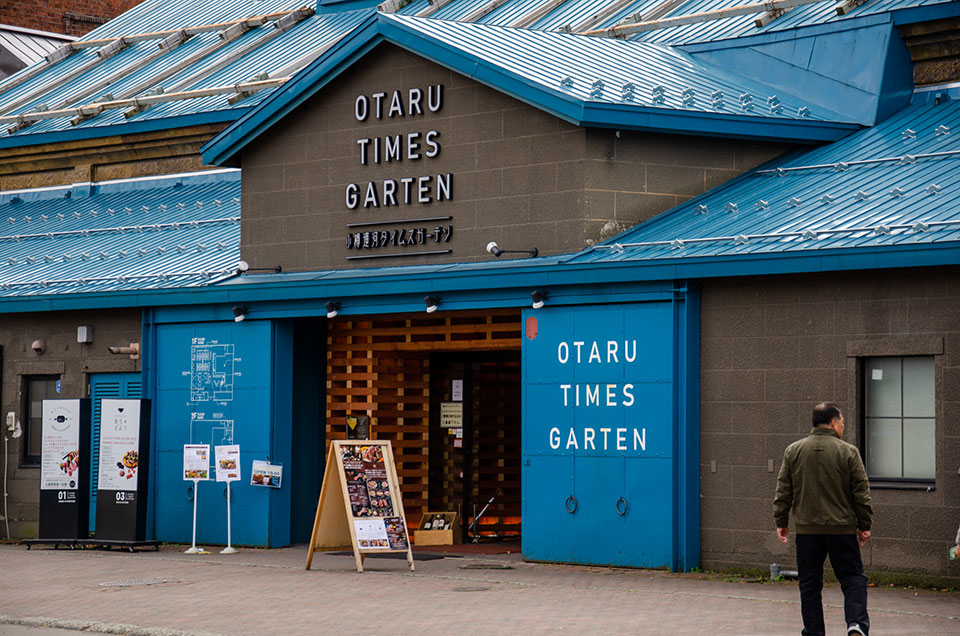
top-left (1, 544), bottom-right (957, 636)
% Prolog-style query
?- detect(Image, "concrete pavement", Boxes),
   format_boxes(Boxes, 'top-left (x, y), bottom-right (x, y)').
top-left (1, 544), bottom-right (957, 636)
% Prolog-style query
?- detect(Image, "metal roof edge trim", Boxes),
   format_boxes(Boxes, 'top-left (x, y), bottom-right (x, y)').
top-left (677, 11), bottom-right (893, 54)
top-left (3, 241), bottom-right (959, 314)
top-left (0, 168), bottom-right (240, 203)
top-left (891, 2), bottom-right (960, 26)
top-left (0, 109), bottom-right (243, 150)
top-left (202, 11), bottom-right (382, 168)
top-left (580, 103), bottom-right (859, 142)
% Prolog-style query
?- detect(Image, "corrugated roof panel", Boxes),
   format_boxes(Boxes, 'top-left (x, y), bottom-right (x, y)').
top-left (569, 101), bottom-right (960, 264)
top-left (386, 14), bottom-right (839, 120)
top-left (0, 170), bottom-right (241, 296)
top-left (0, 27), bottom-right (70, 66)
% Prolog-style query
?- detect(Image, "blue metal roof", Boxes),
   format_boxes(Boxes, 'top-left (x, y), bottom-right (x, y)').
top-left (203, 11), bottom-right (863, 167)
top-left (0, 3), bottom-right (373, 143)
top-left (4, 0), bottom-right (949, 147)
top-left (0, 169), bottom-right (241, 296)
top-left (568, 99), bottom-right (960, 265)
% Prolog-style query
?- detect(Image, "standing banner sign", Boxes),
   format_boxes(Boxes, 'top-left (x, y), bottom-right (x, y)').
top-left (215, 444), bottom-right (240, 554)
top-left (183, 444), bottom-right (210, 554)
top-left (39, 399), bottom-right (91, 542)
top-left (305, 440), bottom-right (413, 573)
top-left (94, 399), bottom-right (151, 543)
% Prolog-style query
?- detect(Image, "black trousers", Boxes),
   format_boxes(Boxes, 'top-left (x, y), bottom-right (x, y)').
top-left (796, 534), bottom-right (869, 636)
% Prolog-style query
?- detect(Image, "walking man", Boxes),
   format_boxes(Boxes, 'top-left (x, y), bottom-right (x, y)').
top-left (774, 402), bottom-right (873, 636)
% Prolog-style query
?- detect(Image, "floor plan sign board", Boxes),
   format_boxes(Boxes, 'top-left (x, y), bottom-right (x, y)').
top-left (191, 343), bottom-right (236, 402)
top-left (305, 440), bottom-right (414, 573)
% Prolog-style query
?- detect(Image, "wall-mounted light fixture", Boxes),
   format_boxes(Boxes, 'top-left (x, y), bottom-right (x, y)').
top-left (486, 241), bottom-right (538, 258)
top-left (424, 296), bottom-right (440, 314)
top-left (325, 301), bottom-right (340, 319)
top-left (236, 260), bottom-right (282, 274)
top-left (531, 290), bottom-right (549, 309)
top-left (232, 306), bottom-right (248, 322)
top-left (30, 339), bottom-right (45, 355)
top-left (77, 326), bottom-right (93, 343)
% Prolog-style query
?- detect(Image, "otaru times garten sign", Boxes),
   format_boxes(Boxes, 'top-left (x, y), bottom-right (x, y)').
top-left (344, 84), bottom-right (454, 259)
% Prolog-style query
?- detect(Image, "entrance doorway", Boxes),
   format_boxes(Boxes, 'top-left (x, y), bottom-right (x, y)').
top-left (323, 309), bottom-right (523, 545)
top-left (429, 352), bottom-right (521, 543)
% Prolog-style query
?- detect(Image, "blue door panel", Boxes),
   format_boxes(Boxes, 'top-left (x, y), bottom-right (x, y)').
top-left (522, 455), bottom-right (575, 562)
top-left (622, 457), bottom-right (674, 568)
top-left (522, 301), bottom-right (689, 569)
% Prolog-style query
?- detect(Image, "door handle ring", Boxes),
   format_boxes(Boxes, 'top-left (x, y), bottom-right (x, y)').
top-left (565, 495), bottom-right (578, 514)
top-left (616, 496), bottom-right (627, 516)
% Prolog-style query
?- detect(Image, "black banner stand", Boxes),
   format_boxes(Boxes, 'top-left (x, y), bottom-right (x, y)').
top-left (89, 399), bottom-right (159, 552)
top-left (24, 399), bottom-right (91, 550)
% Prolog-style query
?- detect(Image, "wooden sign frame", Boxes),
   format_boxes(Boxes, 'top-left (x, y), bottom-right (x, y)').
top-left (305, 440), bottom-right (414, 573)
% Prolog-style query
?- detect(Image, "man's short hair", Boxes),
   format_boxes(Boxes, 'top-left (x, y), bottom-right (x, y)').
top-left (812, 402), bottom-right (842, 426)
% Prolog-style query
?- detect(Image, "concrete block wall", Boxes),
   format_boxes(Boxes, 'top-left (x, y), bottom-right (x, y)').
top-left (0, 308), bottom-right (141, 539)
top-left (240, 42), bottom-right (790, 271)
top-left (699, 266), bottom-right (960, 578)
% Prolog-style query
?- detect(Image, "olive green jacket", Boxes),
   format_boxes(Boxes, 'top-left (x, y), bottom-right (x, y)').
top-left (773, 427), bottom-right (873, 535)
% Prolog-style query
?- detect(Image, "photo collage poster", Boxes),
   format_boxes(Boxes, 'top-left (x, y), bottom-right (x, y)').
top-left (341, 443), bottom-right (409, 551)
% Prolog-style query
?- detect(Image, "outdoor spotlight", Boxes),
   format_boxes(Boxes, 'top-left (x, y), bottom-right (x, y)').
top-left (236, 260), bottom-right (250, 274)
top-left (236, 260), bottom-right (282, 274)
top-left (232, 306), bottom-right (248, 322)
top-left (325, 301), bottom-right (340, 319)
top-left (485, 241), bottom-right (538, 258)
top-left (425, 296), bottom-right (440, 314)
top-left (531, 290), bottom-right (548, 309)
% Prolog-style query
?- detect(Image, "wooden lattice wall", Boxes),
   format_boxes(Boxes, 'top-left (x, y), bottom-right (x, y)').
top-left (326, 310), bottom-right (521, 526)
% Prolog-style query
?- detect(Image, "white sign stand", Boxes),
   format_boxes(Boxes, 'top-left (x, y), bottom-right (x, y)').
top-left (185, 478), bottom-right (203, 554)
top-left (221, 480), bottom-right (237, 554)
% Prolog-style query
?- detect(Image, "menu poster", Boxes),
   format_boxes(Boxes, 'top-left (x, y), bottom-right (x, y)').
top-left (341, 444), bottom-right (393, 517)
top-left (215, 445), bottom-right (241, 482)
top-left (306, 440), bottom-right (414, 573)
top-left (41, 400), bottom-right (82, 491)
top-left (251, 460), bottom-right (282, 488)
top-left (183, 444), bottom-right (210, 480)
top-left (384, 516), bottom-right (409, 550)
top-left (353, 518), bottom-right (389, 549)
top-left (97, 400), bottom-right (142, 491)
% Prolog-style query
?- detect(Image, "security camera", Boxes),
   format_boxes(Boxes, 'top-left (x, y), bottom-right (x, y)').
top-left (31, 339), bottom-right (45, 354)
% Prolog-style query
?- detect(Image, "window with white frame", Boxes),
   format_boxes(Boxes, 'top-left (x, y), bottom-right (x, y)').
top-left (864, 356), bottom-right (935, 481)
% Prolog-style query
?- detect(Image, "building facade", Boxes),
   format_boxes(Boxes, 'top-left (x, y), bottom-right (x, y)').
top-left (0, 0), bottom-right (958, 579)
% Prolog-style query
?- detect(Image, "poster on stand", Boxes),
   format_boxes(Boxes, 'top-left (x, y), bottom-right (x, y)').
top-left (38, 399), bottom-right (90, 541)
top-left (94, 399), bottom-right (151, 543)
top-left (250, 460), bottom-right (282, 488)
top-left (41, 400), bottom-right (82, 491)
top-left (305, 440), bottom-right (414, 573)
top-left (183, 444), bottom-right (210, 480)
top-left (97, 400), bottom-right (142, 492)
top-left (215, 445), bottom-right (241, 482)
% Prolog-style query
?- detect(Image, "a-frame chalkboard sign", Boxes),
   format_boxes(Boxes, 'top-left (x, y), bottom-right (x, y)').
top-left (305, 440), bottom-right (414, 573)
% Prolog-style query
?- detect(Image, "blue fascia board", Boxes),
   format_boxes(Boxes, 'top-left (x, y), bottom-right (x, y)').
top-left (678, 12), bottom-right (893, 55)
top-left (0, 109), bottom-right (245, 151)
top-left (892, 2), bottom-right (960, 26)
top-left (3, 241), bottom-right (960, 315)
top-left (580, 102), bottom-right (859, 142)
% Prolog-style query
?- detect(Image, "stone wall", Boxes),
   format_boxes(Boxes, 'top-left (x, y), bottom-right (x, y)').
top-left (699, 266), bottom-right (960, 578)
top-left (0, 308), bottom-right (141, 538)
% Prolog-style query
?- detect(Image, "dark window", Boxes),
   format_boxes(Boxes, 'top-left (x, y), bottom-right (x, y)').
top-left (22, 375), bottom-right (60, 465)
top-left (863, 356), bottom-right (935, 481)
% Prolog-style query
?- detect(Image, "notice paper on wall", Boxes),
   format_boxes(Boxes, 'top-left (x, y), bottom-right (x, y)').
top-left (251, 460), bottom-right (282, 488)
top-left (215, 445), bottom-right (241, 482)
top-left (183, 444), bottom-right (210, 480)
